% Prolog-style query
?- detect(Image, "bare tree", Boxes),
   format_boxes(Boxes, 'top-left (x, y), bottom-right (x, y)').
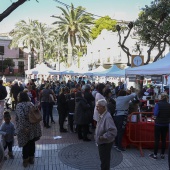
top-left (0, 0), bottom-right (38, 22)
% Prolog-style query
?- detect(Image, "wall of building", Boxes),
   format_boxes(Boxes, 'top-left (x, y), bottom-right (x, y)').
top-left (0, 35), bottom-right (29, 75)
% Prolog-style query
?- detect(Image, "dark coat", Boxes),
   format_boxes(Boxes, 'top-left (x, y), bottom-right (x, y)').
top-left (57, 93), bottom-right (67, 113)
top-left (155, 99), bottom-right (170, 124)
top-left (11, 84), bottom-right (21, 100)
top-left (84, 91), bottom-right (95, 110)
top-left (75, 97), bottom-right (91, 125)
top-left (67, 97), bottom-right (75, 113)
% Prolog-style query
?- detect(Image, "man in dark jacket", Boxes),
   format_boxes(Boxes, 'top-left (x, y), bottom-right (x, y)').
top-left (149, 93), bottom-right (170, 160)
top-left (0, 80), bottom-right (7, 122)
top-left (10, 81), bottom-right (21, 111)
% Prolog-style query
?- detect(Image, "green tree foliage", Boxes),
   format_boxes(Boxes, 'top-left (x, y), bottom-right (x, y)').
top-left (134, 0), bottom-right (170, 63)
top-left (2, 58), bottom-right (15, 72)
top-left (91, 16), bottom-right (117, 39)
top-left (52, 3), bottom-right (94, 66)
top-left (10, 20), bottom-right (51, 63)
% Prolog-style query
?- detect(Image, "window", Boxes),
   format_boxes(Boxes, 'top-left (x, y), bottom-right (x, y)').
top-left (0, 46), bottom-right (4, 55)
top-left (18, 61), bottom-right (24, 73)
top-left (19, 48), bottom-right (24, 58)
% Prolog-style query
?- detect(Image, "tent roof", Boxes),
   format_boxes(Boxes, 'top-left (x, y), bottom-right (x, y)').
top-left (25, 63), bottom-right (54, 75)
top-left (83, 66), bottom-right (106, 76)
top-left (93, 65), bottom-right (121, 76)
top-left (126, 52), bottom-right (170, 75)
top-left (106, 67), bottom-right (129, 77)
top-left (61, 64), bottom-right (81, 75)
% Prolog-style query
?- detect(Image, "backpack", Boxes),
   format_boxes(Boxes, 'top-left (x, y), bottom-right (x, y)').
top-left (0, 86), bottom-right (7, 100)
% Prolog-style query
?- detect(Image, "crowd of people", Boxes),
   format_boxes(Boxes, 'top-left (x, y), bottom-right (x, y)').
top-left (0, 76), bottom-right (169, 169)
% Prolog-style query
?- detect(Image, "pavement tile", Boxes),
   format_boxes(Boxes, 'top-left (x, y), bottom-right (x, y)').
top-left (0, 107), bottom-right (169, 170)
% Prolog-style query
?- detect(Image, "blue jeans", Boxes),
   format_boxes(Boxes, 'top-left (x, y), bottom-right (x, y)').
top-left (113, 115), bottom-right (127, 149)
top-left (41, 102), bottom-right (50, 126)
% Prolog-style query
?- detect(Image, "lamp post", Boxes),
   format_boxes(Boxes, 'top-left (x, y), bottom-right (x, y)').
top-left (107, 48), bottom-right (110, 63)
top-left (91, 51), bottom-right (93, 63)
top-left (1, 55), bottom-right (3, 75)
top-left (98, 50), bottom-right (102, 66)
top-left (65, 54), bottom-right (68, 68)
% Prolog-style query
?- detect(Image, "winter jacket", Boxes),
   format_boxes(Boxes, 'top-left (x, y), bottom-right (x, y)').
top-left (154, 99), bottom-right (170, 125)
top-left (75, 97), bottom-right (91, 125)
top-left (95, 111), bottom-right (117, 145)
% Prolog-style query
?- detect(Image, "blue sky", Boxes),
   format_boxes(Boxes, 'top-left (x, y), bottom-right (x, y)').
top-left (0, 0), bottom-right (152, 33)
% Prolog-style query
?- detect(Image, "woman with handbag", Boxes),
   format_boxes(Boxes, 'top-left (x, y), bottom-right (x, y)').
top-left (15, 92), bottom-right (42, 168)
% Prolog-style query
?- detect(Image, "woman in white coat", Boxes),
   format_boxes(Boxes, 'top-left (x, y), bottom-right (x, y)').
top-left (93, 83), bottom-right (106, 123)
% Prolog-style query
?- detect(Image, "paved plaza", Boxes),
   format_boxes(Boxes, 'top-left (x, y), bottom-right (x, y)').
top-left (0, 106), bottom-right (169, 170)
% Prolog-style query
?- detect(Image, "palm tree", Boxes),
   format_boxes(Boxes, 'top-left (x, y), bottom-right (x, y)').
top-left (10, 20), bottom-right (50, 64)
top-left (33, 21), bottom-right (51, 63)
top-left (10, 19), bottom-right (36, 54)
top-left (44, 29), bottom-right (68, 70)
top-left (52, 3), bottom-right (94, 66)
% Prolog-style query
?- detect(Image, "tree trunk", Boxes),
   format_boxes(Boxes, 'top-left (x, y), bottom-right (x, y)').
top-left (39, 40), bottom-right (44, 63)
top-left (67, 35), bottom-right (72, 67)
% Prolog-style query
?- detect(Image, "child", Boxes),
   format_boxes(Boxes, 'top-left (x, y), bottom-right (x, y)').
top-left (0, 111), bottom-right (15, 160)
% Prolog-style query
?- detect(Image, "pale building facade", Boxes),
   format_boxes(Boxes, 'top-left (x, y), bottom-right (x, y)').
top-left (0, 33), bottom-right (29, 75)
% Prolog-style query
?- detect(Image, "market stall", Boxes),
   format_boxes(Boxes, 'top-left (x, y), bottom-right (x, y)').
top-left (126, 52), bottom-right (170, 75)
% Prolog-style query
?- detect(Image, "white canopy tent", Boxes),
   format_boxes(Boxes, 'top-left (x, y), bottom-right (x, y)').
top-left (25, 63), bottom-right (54, 75)
top-left (83, 65), bottom-right (106, 76)
top-left (93, 65), bottom-right (122, 76)
top-left (106, 67), bottom-right (130, 77)
top-left (126, 52), bottom-right (170, 75)
top-left (61, 64), bottom-right (81, 75)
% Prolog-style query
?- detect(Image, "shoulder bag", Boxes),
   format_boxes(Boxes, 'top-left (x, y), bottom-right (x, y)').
top-left (29, 103), bottom-right (42, 124)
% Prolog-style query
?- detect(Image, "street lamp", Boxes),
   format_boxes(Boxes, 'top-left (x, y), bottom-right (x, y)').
top-left (98, 50), bottom-right (102, 66)
top-left (65, 54), bottom-right (68, 68)
top-left (91, 52), bottom-right (93, 63)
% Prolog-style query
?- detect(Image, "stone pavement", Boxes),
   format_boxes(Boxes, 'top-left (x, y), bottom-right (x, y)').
top-left (0, 106), bottom-right (169, 170)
